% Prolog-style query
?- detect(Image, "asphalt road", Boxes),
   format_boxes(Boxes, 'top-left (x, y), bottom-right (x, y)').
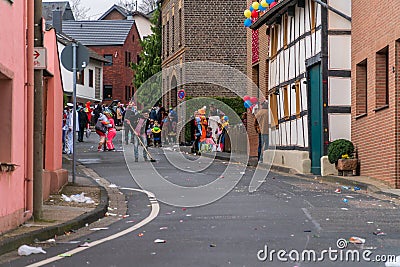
top-left (4, 132), bottom-right (400, 267)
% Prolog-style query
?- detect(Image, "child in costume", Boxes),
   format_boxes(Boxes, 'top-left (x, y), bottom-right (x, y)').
top-left (151, 121), bottom-right (162, 147)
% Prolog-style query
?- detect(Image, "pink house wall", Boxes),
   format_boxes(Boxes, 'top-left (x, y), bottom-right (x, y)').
top-left (0, 0), bottom-right (29, 233)
top-left (0, 3), bottom-right (67, 233)
top-left (43, 28), bottom-right (68, 200)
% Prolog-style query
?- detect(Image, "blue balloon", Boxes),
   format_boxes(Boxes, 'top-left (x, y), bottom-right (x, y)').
top-left (244, 100), bottom-right (252, 109)
top-left (249, 6), bottom-right (254, 11)
top-left (266, 0), bottom-right (274, 4)
top-left (259, 5), bottom-right (266, 11)
top-left (244, 18), bottom-right (252, 27)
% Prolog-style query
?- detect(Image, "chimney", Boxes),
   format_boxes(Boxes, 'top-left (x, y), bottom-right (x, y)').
top-left (127, 11), bottom-right (133, 20)
top-left (52, 8), bottom-right (62, 33)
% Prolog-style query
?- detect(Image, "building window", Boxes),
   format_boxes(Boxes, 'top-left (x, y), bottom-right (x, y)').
top-left (103, 85), bottom-right (112, 100)
top-left (95, 67), bottom-right (101, 99)
top-left (375, 46), bottom-right (389, 108)
top-left (104, 54), bottom-right (113, 66)
top-left (356, 59), bottom-right (367, 116)
top-left (125, 86), bottom-right (131, 101)
top-left (283, 86), bottom-right (289, 119)
top-left (252, 64), bottom-right (259, 88)
top-left (88, 69), bottom-right (93, 87)
top-left (172, 15), bottom-right (175, 52)
top-left (77, 70), bottom-right (84, 85)
top-left (270, 93), bottom-right (279, 128)
top-left (166, 20), bottom-right (170, 57)
top-left (125, 51), bottom-right (131, 67)
top-left (0, 76), bottom-right (12, 162)
top-left (270, 25), bottom-right (279, 58)
top-left (178, 8), bottom-right (182, 46)
top-left (162, 24), bottom-right (165, 57)
top-left (295, 81), bottom-right (301, 117)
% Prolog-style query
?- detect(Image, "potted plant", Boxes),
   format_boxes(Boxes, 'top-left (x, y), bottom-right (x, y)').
top-left (327, 139), bottom-right (358, 174)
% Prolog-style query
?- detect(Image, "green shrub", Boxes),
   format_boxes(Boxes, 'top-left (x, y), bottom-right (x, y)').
top-left (327, 139), bottom-right (355, 164)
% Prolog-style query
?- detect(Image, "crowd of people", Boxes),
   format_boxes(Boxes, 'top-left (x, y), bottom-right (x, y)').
top-left (62, 99), bottom-right (241, 159)
top-left (190, 103), bottom-right (229, 155)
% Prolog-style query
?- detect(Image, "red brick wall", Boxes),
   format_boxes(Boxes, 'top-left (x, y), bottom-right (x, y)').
top-left (90, 23), bottom-right (142, 104)
top-left (352, 0), bottom-right (400, 187)
top-left (102, 10), bottom-right (126, 20)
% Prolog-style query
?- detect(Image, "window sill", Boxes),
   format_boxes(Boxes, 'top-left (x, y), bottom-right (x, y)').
top-left (374, 105), bottom-right (389, 112)
top-left (355, 113), bottom-right (367, 120)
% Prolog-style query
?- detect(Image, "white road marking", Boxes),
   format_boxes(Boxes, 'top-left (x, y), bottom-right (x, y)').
top-left (301, 208), bottom-right (322, 232)
top-left (26, 188), bottom-right (159, 267)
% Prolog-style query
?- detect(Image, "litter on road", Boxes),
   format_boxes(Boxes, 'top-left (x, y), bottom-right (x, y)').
top-left (62, 193), bottom-right (94, 204)
top-left (89, 227), bottom-right (109, 231)
top-left (154, 239), bottom-right (166, 243)
top-left (349, 236), bottom-right (366, 244)
top-left (18, 245), bottom-right (46, 256)
top-left (58, 253), bottom-right (72, 257)
top-left (373, 231), bottom-right (387, 236)
top-left (159, 227), bottom-right (168, 230)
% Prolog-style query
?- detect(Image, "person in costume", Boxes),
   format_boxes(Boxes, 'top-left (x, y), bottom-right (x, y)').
top-left (152, 121), bottom-right (162, 147)
top-left (104, 109), bottom-right (117, 151)
top-left (96, 112), bottom-right (110, 152)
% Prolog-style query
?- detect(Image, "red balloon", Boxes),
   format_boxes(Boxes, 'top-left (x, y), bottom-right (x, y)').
top-left (251, 10), bottom-right (258, 18)
top-left (250, 97), bottom-right (258, 104)
top-left (269, 1), bottom-right (277, 8)
top-left (243, 95), bottom-right (250, 102)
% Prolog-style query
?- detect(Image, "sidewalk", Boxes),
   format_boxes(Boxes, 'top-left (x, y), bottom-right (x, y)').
top-left (190, 147), bottom-right (400, 199)
top-left (0, 158), bottom-right (126, 258)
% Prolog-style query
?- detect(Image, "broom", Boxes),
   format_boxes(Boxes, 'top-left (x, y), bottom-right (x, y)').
top-left (127, 123), bottom-right (157, 162)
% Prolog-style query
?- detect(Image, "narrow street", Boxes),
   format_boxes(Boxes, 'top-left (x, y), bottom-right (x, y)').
top-left (4, 132), bottom-right (400, 267)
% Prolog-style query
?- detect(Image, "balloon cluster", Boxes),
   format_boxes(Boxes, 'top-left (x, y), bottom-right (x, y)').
top-left (244, 0), bottom-right (278, 28)
top-left (243, 95), bottom-right (258, 111)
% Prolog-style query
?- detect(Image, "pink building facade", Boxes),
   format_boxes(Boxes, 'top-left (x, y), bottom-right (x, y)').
top-left (0, 1), bottom-right (67, 234)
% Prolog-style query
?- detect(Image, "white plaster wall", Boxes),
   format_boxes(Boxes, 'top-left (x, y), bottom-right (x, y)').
top-left (58, 42), bottom-right (103, 101)
top-left (290, 119), bottom-right (298, 145)
top-left (328, 0), bottom-right (351, 30)
top-left (328, 77), bottom-right (351, 106)
top-left (329, 35), bottom-right (351, 70)
top-left (281, 122), bottom-right (287, 146)
top-left (288, 46), bottom-right (295, 80)
top-left (303, 115), bottom-right (309, 147)
top-left (328, 114), bottom-right (351, 141)
top-left (290, 83), bottom-right (296, 116)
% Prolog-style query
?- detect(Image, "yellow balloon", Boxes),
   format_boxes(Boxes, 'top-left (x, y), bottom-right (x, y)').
top-left (244, 9), bottom-right (251, 18)
top-left (260, 0), bottom-right (269, 8)
top-left (252, 2), bottom-right (259, 10)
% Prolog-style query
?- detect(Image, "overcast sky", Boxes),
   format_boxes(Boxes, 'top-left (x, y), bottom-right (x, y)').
top-left (44, 0), bottom-right (144, 20)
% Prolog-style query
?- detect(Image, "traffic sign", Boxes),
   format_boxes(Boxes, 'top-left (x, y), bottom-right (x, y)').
top-left (34, 47), bottom-right (47, 70)
top-left (61, 43), bottom-right (89, 72)
top-left (178, 89), bottom-right (186, 100)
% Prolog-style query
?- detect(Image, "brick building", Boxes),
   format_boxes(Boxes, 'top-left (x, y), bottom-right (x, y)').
top-left (62, 20), bottom-right (142, 103)
top-left (352, 1), bottom-right (400, 187)
top-left (160, 0), bottom-right (247, 108)
top-left (98, 5), bottom-right (153, 41)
